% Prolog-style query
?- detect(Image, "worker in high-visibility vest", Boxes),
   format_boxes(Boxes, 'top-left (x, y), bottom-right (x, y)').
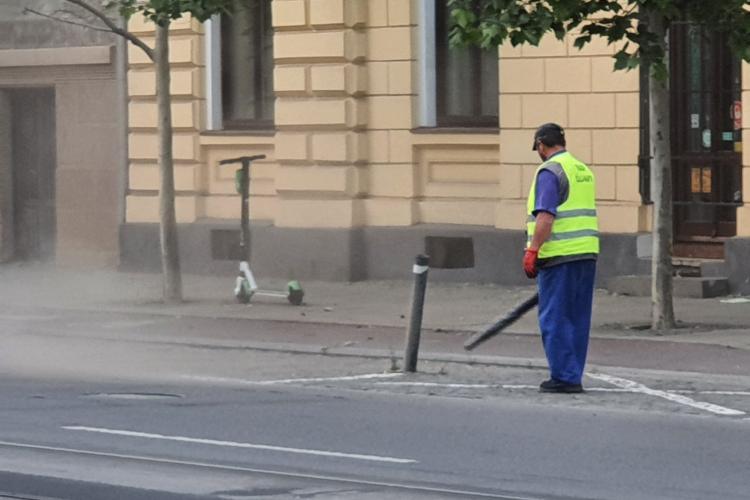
top-left (524, 123), bottom-right (599, 393)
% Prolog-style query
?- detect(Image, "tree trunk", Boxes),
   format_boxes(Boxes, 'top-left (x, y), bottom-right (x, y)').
top-left (647, 11), bottom-right (676, 330)
top-left (0, 90), bottom-right (14, 262)
top-left (155, 23), bottom-right (183, 303)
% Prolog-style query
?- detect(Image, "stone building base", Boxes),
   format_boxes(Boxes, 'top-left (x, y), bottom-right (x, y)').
top-left (120, 222), bottom-right (648, 287)
top-left (725, 238), bottom-right (750, 295)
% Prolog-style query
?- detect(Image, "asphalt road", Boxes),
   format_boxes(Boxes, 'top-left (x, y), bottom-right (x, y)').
top-left (0, 307), bottom-right (748, 499)
top-left (1, 376), bottom-right (749, 500)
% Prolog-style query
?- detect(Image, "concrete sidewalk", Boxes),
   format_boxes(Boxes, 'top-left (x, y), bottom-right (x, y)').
top-left (0, 263), bottom-right (749, 352)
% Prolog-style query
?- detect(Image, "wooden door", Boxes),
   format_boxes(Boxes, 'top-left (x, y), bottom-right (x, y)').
top-left (10, 88), bottom-right (57, 261)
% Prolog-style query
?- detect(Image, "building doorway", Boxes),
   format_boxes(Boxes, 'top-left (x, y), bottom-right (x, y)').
top-left (9, 88), bottom-right (57, 261)
top-left (670, 24), bottom-right (743, 259)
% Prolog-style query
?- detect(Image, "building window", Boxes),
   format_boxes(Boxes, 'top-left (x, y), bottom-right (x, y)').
top-left (219, 0), bottom-right (274, 130)
top-left (434, 0), bottom-right (498, 128)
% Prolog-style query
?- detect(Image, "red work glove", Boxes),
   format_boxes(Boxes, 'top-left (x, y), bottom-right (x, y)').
top-left (523, 248), bottom-right (539, 279)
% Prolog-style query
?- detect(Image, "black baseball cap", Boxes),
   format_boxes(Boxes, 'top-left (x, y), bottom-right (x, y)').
top-left (532, 123), bottom-right (566, 150)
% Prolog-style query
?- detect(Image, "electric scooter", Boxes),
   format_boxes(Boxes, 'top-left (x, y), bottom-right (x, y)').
top-left (219, 155), bottom-right (304, 306)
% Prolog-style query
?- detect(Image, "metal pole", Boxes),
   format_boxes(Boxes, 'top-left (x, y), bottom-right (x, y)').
top-left (240, 159), bottom-right (251, 263)
top-left (403, 254), bottom-right (430, 373)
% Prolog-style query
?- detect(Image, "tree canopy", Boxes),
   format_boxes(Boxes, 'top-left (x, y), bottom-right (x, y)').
top-left (448, 0), bottom-right (750, 78)
top-left (103, 0), bottom-right (232, 25)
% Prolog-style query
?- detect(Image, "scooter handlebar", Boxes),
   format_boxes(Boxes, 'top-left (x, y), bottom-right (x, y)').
top-left (219, 154), bottom-right (267, 166)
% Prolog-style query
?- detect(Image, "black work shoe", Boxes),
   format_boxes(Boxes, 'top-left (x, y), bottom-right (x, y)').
top-left (539, 379), bottom-right (584, 394)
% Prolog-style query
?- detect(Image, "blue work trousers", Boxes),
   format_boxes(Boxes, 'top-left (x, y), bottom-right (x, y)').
top-left (537, 259), bottom-right (596, 384)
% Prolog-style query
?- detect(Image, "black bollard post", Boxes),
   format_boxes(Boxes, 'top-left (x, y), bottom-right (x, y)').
top-left (403, 254), bottom-right (430, 373)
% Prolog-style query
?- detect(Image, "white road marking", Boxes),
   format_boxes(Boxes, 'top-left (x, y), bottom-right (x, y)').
top-left (377, 382), bottom-right (496, 389)
top-left (63, 426), bottom-right (417, 464)
top-left (0, 314), bottom-right (53, 322)
top-left (673, 390), bottom-right (750, 396)
top-left (182, 373), bottom-right (402, 386)
top-left (102, 320), bottom-right (160, 329)
top-left (0, 440), bottom-right (537, 500)
top-left (578, 388), bottom-right (633, 393)
top-left (586, 373), bottom-right (746, 416)
top-left (185, 373), bottom-right (750, 406)
top-left (375, 382), bottom-right (632, 393)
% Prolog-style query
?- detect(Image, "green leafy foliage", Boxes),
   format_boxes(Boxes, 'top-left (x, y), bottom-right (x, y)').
top-left (102, 0), bottom-right (233, 26)
top-left (448, 0), bottom-right (750, 79)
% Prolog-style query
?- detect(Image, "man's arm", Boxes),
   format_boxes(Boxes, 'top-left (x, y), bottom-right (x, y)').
top-left (528, 211), bottom-right (554, 251)
top-left (523, 168), bottom-right (559, 278)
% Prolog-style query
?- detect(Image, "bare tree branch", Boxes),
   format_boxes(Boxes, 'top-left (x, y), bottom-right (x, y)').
top-left (51, 8), bottom-right (94, 19)
top-left (60, 0), bottom-right (155, 61)
top-left (24, 8), bottom-right (113, 34)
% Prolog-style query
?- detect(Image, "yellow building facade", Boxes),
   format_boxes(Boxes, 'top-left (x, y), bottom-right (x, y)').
top-left (122, 1), bottom-right (750, 291)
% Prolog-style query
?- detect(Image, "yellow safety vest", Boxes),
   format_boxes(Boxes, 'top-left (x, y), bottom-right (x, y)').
top-left (526, 152), bottom-right (599, 259)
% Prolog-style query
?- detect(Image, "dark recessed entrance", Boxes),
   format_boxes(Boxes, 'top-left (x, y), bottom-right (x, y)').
top-left (670, 24), bottom-right (742, 259)
top-left (9, 88), bottom-right (57, 261)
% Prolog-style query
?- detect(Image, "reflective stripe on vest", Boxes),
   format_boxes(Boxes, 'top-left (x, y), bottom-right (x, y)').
top-left (527, 152), bottom-right (599, 259)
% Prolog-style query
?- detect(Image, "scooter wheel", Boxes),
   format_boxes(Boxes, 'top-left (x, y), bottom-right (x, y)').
top-left (236, 290), bottom-right (251, 304)
top-left (236, 280), bottom-right (252, 304)
top-left (287, 281), bottom-right (304, 306)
